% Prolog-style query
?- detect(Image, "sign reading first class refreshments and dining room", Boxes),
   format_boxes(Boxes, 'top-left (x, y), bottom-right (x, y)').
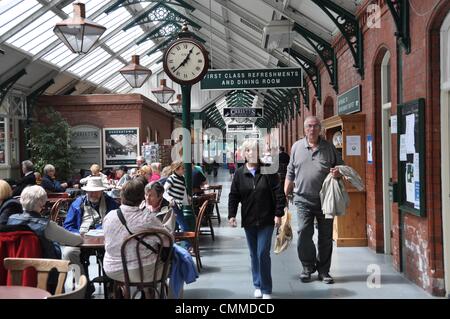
top-left (200, 67), bottom-right (303, 90)
top-left (223, 107), bottom-right (263, 118)
top-left (337, 85), bottom-right (361, 115)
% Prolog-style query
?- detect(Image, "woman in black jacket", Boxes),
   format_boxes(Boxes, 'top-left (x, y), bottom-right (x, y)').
top-left (228, 140), bottom-right (286, 299)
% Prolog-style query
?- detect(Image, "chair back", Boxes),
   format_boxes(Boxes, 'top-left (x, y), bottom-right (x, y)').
top-left (47, 192), bottom-right (69, 199)
top-left (46, 275), bottom-right (87, 299)
top-left (208, 185), bottom-right (222, 203)
top-left (119, 228), bottom-right (174, 299)
top-left (3, 257), bottom-right (70, 295)
top-left (50, 198), bottom-right (74, 226)
top-left (194, 200), bottom-right (210, 238)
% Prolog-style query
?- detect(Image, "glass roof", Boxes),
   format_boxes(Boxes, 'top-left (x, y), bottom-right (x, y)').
top-left (0, 0), bottom-right (183, 93)
top-left (0, 1), bottom-right (41, 36)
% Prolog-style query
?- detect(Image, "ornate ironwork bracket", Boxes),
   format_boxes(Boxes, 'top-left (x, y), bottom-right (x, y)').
top-left (293, 23), bottom-right (338, 93)
top-left (105, 0), bottom-right (194, 14)
top-left (123, 2), bottom-right (200, 31)
top-left (311, 0), bottom-right (364, 76)
top-left (299, 83), bottom-right (309, 109)
top-left (26, 79), bottom-right (55, 113)
top-left (0, 69), bottom-right (26, 106)
top-left (386, 0), bottom-right (411, 54)
top-left (286, 48), bottom-right (321, 103)
top-left (145, 33), bottom-right (206, 56)
top-left (137, 21), bottom-right (181, 45)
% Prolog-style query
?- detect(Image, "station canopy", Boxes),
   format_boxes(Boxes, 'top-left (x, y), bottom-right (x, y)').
top-left (0, 0), bottom-right (364, 128)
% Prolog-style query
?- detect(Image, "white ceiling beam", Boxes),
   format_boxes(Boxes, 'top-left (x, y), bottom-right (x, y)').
top-left (260, 0), bottom-right (334, 40)
top-left (183, 0), bottom-right (297, 68)
top-left (0, 0), bottom-right (68, 45)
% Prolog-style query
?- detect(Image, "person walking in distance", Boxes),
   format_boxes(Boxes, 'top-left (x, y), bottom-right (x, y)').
top-left (284, 116), bottom-right (343, 284)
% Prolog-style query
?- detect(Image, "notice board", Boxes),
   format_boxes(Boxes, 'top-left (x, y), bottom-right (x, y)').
top-left (397, 98), bottom-right (425, 217)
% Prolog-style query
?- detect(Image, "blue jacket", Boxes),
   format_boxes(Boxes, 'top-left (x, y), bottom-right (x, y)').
top-left (169, 243), bottom-right (198, 299)
top-left (41, 175), bottom-right (65, 193)
top-left (7, 210), bottom-right (60, 259)
top-left (63, 194), bottom-right (119, 233)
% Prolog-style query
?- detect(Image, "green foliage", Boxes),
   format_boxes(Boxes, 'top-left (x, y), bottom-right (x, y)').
top-left (26, 107), bottom-right (77, 180)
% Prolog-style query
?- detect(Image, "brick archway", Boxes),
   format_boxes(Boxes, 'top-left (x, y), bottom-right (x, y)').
top-left (426, 0), bottom-right (450, 297)
top-left (371, 45), bottom-right (392, 254)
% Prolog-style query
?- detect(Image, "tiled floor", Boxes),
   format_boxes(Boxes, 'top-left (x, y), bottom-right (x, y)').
top-left (181, 169), bottom-right (439, 299)
top-left (84, 168), bottom-right (441, 299)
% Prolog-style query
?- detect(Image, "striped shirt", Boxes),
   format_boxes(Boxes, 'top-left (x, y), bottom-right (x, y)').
top-left (165, 173), bottom-right (186, 204)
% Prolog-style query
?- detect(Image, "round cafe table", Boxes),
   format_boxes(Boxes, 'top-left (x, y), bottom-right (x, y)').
top-left (0, 286), bottom-right (51, 299)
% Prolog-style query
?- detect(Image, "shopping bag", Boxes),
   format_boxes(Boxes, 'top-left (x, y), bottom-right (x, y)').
top-left (274, 208), bottom-right (293, 254)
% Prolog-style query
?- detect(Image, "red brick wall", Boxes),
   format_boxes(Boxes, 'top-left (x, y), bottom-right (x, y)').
top-left (279, 0), bottom-right (449, 295)
top-left (37, 93), bottom-right (174, 164)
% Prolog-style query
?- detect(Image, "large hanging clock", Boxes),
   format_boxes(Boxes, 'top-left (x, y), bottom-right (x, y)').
top-left (163, 26), bottom-right (209, 85)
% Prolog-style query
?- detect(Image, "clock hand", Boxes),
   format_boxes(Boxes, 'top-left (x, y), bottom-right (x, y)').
top-left (173, 46), bottom-right (195, 72)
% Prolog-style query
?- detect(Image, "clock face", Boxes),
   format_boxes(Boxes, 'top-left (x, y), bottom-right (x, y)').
top-left (332, 131), bottom-right (343, 148)
top-left (163, 39), bottom-right (209, 85)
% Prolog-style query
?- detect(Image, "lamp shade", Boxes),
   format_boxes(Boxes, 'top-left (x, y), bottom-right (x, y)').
top-left (119, 55), bottom-right (152, 88)
top-left (53, 2), bottom-right (106, 54)
top-left (169, 94), bottom-right (182, 113)
top-left (151, 79), bottom-right (175, 104)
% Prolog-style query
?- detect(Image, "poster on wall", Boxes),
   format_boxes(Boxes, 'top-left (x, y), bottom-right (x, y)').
top-left (367, 135), bottom-right (373, 164)
top-left (103, 128), bottom-right (139, 167)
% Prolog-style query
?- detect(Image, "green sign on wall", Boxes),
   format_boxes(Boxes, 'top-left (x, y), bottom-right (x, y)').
top-left (338, 85), bottom-right (361, 114)
top-left (200, 67), bottom-right (303, 90)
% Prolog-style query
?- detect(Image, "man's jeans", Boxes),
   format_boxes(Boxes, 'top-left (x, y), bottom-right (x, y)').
top-left (244, 225), bottom-right (274, 294)
top-left (295, 202), bottom-right (334, 274)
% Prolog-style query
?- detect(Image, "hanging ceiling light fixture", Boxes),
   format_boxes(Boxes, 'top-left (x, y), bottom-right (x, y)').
top-left (169, 94), bottom-right (182, 113)
top-left (53, 2), bottom-right (106, 54)
top-left (151, 79), bottom-right (175, 104)
top-left (119, 55), bottom-right (152, 88)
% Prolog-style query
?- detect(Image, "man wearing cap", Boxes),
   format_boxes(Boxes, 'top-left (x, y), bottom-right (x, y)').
top-left (62, 177), bottom-right (119, 294)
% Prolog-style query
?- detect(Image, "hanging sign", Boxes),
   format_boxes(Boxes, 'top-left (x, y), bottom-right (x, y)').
top-left (200, 67), bottom-right (303, 90)
top-left (337, 85), bottom-right (361, 114)
top-left (227, 123), bottom-right (254, 132)
top-left (223, 108), bottom-right (263, 118)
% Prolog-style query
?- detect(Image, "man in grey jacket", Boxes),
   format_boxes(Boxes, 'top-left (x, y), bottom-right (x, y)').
top-left (284, 116), bottom-right (343, 284)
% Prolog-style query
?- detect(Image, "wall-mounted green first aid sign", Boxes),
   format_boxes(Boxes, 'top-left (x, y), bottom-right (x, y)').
top-left (201, 67), bottom-right (303, 90)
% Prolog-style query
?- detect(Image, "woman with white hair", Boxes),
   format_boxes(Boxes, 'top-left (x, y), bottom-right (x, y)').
top-left (228, 139), bottom-right (286, 299)
top-left (41, 164), bottom-right (68, 193)
top-left (7, 185), bottom-right (82, 258)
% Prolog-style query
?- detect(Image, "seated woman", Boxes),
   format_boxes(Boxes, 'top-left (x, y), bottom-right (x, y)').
top-left (40, 164), bottom-right (68, 193)
top-left (0, 180), bottom-right (22, 225)
top-left (149, 163), bottom-right (162, 182)
top-left (7, 185), bottom-right (82, 258)
top-left (103, 179), bottom-right (174, 283)
top-left (142, 182), bottom-right (175, 230)
top-left (79, 164), bottom-right (110, 188)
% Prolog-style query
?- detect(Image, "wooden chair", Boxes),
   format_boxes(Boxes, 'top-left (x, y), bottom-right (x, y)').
top-left (3, 258), bottom-right (70, 295)
top-left (46, 275), bottom-right (87, 299)
top-left (206, 185), bottom-right (222, 225)
top-left (49, 198), bottom-right (73, 226)
top-left (193, 193), bottom-right (216, 241)
top-left (114, 228), bottom-right (174, 299)
top-left (175, 200), bottom-right (209, 272)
